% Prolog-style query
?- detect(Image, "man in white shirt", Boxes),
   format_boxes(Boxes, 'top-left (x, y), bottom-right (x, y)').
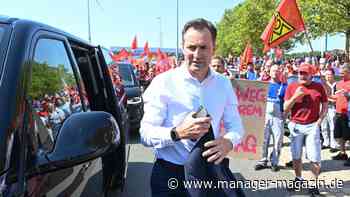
top-left (140, 18), bottom-right (244, 196)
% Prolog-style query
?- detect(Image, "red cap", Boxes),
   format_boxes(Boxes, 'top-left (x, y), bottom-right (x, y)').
top-left (298, 63), bottom-right (313, 74)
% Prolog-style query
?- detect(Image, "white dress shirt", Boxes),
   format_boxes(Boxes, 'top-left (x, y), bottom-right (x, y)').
top-left (140, 65), bottom-right (245, 165)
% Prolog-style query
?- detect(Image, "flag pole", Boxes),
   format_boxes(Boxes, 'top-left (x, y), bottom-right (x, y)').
top-left (304, 30), bottom-right (314, 55)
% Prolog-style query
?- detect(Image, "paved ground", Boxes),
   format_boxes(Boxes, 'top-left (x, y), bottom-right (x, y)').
top-left (120, 134), bottom-right (350, 197)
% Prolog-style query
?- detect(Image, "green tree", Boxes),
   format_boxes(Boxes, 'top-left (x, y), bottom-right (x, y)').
top-left (29, 62), bottom-right (62, 99)
top-left (57, 64), bottom-right (76, 87)
top-left (298, 0), bottom-right (350, 60)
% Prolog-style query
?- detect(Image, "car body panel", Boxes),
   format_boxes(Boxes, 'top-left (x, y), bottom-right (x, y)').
top-left (0, 17), bottom-right (127, 197)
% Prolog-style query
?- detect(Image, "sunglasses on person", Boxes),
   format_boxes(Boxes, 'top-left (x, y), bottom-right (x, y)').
top-left (298, 71), bottom-right (309, 75)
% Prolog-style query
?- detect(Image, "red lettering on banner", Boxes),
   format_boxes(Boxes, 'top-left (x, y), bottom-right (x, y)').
top-left (235, 86), bottom-right (266, 103)
top-left (238, 104), bottom-right (263, 117)
top-left (233, 134), bottom-right (257, 154)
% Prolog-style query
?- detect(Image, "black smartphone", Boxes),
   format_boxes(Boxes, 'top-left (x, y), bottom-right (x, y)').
top-left (192, 105), bottom-right (208, 118)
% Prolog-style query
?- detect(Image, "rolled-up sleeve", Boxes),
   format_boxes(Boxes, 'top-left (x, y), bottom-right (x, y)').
top-left (139, 76), bottom-right (175, 149)
top-left (222, 80), bottom-right (245, 146)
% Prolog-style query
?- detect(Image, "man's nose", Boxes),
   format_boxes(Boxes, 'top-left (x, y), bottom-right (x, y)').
top-left (192, 48), bottom-right (201, 58)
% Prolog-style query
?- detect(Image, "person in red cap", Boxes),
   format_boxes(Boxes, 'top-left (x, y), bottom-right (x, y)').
top-left (284, 63), bottom-right (328, 195)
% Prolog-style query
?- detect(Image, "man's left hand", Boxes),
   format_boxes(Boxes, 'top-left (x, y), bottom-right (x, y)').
top-left (202, 137), bottom-right (233, 165)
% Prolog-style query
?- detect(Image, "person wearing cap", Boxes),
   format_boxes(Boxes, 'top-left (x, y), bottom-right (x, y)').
top-left (330, 64), bottom-right (350, 166)
top-left (254, 64), bottom-right (287, 172)
top-left (284, 63), bottom-right (328, 195)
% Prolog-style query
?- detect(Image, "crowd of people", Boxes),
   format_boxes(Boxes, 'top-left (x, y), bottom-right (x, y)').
top-left (211, 54), bottom-right (350, 195)
top-left (33, 86), bottom-right (84, 141)
top-left (136, 17), bottom-right (350, 196)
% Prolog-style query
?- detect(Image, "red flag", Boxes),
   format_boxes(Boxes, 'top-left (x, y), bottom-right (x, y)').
top-left (144, 41), bottom-right (150, 54)
top-left (240, 43), bottom-right (253, 71)
top-left (141, 41), bottom-right (151, 58)
top-left (110, 48), bottom-right (129, 62)
top-left (110, 51), bottom-right (119, 62)
top-left (118, 48), bottom-right (130, 60)
top-left (275, 47), bottom-right (283, 59)
top-left (131, 36), bottom-right (138, 50)
top-left (261, 0), bottom-right (305, 53)
top-left (156, 48), bottom-right (165, 60)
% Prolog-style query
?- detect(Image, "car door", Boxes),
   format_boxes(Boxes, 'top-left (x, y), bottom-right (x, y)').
top-left (95, 46), bottom-right (130, 189)
top-left (25, 31), bottom-right (104, 197)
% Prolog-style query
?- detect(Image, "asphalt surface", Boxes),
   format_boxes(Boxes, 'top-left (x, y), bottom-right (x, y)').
top-left (116, 133), bottom-right (350, 197)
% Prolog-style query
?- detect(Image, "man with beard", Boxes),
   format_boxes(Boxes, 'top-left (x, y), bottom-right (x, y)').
top-left (284, 63), bottom-right (328, 196)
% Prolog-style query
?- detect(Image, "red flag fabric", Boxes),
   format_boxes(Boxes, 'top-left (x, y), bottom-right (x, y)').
top-left (141, 41), bottom-right (152, 59)
top-left (131, 36), bottom-right (138, 50)
top-left (156, 48), bottom-right (165, 60)
top-left (144, 41), bottom-right (150, 54)
top-left (240, 43), bottom-right (253, 71)
top-left (275, 47), bottom-right (283, 59)
top-left (118, 48), bottom-right (130, 61)
top-left (110, 51), bottom-right (119, 62)
top-left (261, 0), bottom-right (305, 53)
top-left (110, 48), bottom-right (129, 62)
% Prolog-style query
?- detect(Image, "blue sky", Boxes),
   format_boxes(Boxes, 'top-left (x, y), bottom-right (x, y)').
top-left (1, 0), bottom-right (345, 53)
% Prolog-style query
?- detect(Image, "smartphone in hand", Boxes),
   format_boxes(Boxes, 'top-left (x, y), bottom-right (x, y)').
top-left (192, 106), bottom-right (208, 118)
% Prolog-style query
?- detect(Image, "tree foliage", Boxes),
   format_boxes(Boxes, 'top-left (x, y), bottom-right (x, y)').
top-left (298, 0), bottom-right (350, 60)
top-left (29, 62), bottom-right (75, 99)
top-left (217, 0), bottom-right (350, 59)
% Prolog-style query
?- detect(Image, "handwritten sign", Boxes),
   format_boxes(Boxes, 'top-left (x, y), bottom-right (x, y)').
top-left (228, 80), bottom-right (269, 160)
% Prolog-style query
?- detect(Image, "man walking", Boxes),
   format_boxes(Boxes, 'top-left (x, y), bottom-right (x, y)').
top-left (140, 18), bottom-right (244, 196)
top-left (284, 63), bottom-right (328, 196)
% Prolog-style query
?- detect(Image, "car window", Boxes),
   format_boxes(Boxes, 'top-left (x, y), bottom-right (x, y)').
top-left (118, 64), bottom-right (135, 87)
top-left (29, 38), bottom-right (89, 152)
top-left (0, 24), bottom-right (10, 82)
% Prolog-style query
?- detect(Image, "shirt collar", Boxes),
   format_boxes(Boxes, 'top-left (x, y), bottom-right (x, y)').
top-left (179, 64), bottom-right (215, 83)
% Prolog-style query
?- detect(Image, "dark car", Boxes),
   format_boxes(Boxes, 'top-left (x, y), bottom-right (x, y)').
top-left (117, 63), bottom-right (144, 132)
top-left (0, 16), bottom-right (129, 196)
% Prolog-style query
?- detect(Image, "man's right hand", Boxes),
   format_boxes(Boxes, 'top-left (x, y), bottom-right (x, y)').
top-left (175, 112), bottom-right (212, 140)
top-left (292, 86), bottom-right (306, 101)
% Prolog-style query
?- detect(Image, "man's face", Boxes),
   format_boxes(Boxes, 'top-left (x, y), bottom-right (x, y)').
top-left (211, 58), bottom-right (225, 74)
top-left (298, 71), bottom-right (312, 84)
top-left (325, 70), bottom-right (334, 82)
top-left (340, 68), bottom-right (350, 80)
top-left (269, 65), bottom-right (280, 80)
top-left (182, 27), bottom-right (214, 74)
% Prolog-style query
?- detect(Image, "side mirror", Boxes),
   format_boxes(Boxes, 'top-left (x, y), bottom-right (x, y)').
top-left (35, 111), bottom-right (120, 174)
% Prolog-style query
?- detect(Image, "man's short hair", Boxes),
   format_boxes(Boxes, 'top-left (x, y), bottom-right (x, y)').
top-left (182, 18), bottom-right (217, 45)
top-left (212, 55), bottom-right (225, 66)
top-left (340, 63), bottom-right (350, 71)
top-left (326, 68), bottom-right (335, 75)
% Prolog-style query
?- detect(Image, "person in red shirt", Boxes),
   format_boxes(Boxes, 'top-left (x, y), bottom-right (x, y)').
top-left (330, 64), bottom-right (350, 166)
top-left (284, 63), bottom-right (328, 195)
